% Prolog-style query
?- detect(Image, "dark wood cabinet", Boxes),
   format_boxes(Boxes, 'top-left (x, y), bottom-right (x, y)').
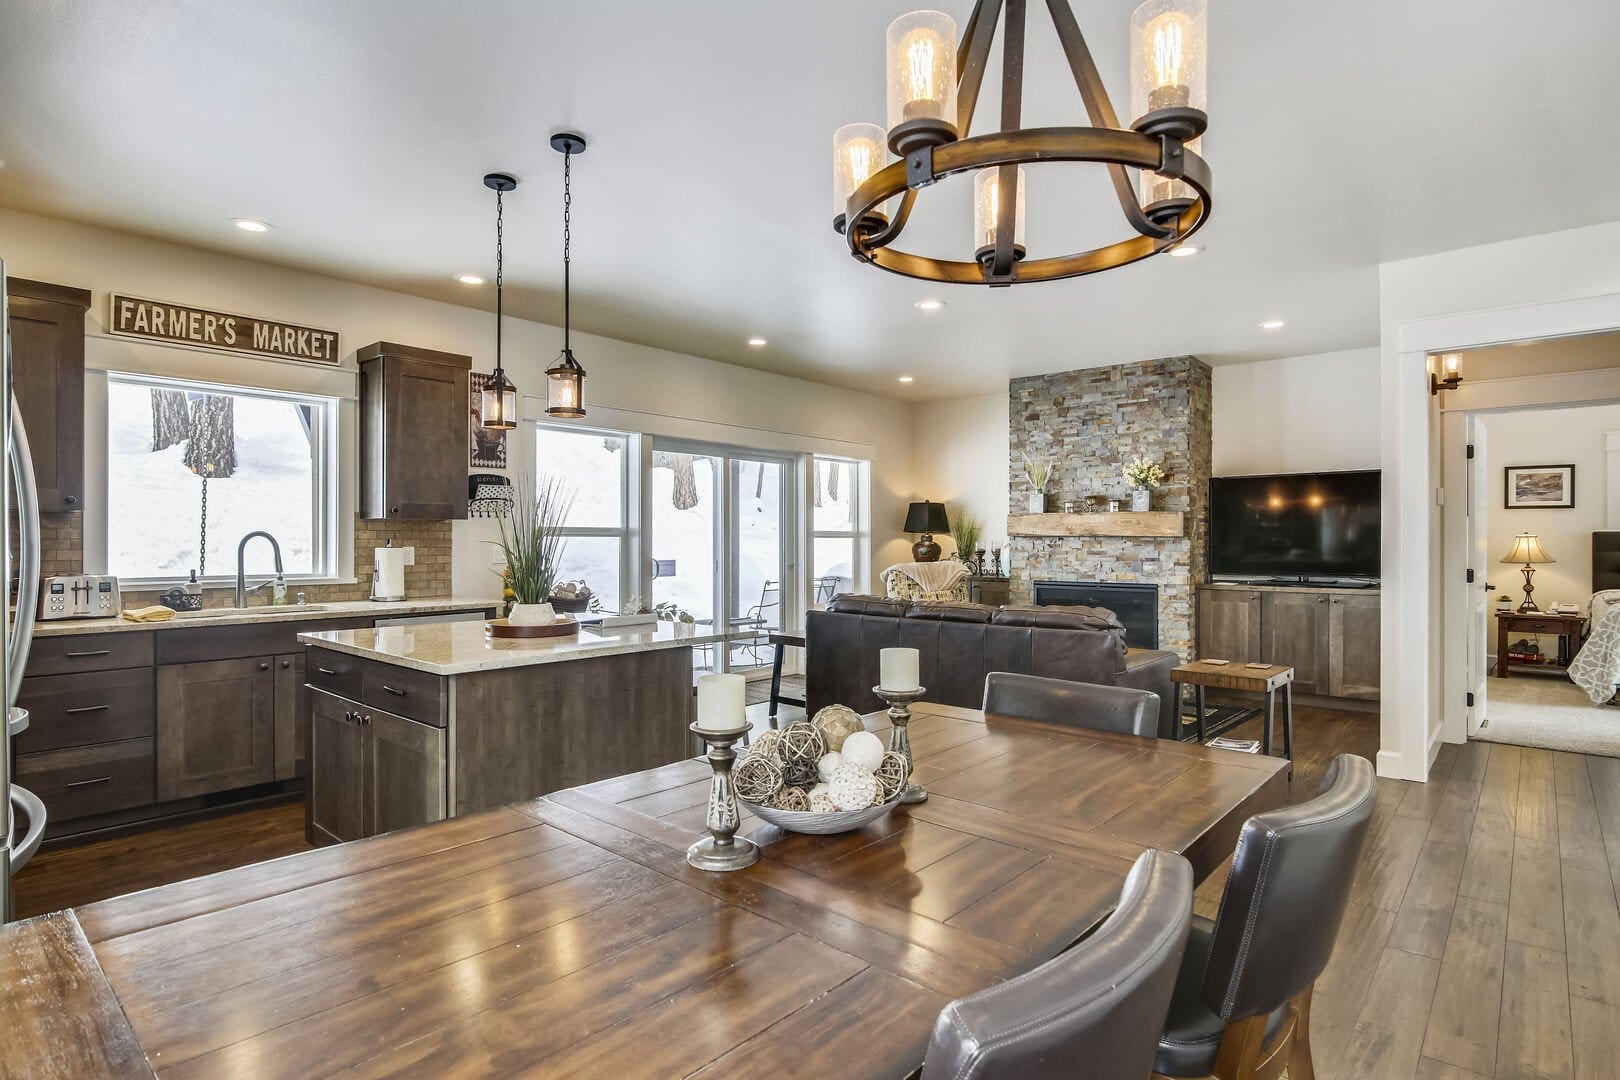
top-left (273, 652), bottom-right (307, 780)
top-left (1259, 591), bottom-right (1328, 695)
top-left (6, 277), bottom-right (89, 512)
top-left (967, 576), bottom-right (1011, 606)
top-left (307, 688), bottom-right (446, 844)
top-left (1199, 585), bottom-right (1379, 700)
top-left (358, 341), bottom-right (471, 520)
top-left (1198, 588), bottom-right (1261, 662)
top-left (155, 657), bottom-right (277, 800)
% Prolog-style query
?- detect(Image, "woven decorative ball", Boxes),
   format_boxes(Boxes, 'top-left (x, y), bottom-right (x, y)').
top-left (809, 792), bottom-right (838, 813)
top-left (816, 751), bottom-right (843, 783)
top-left (748, 728), bottom-right (783, 763)
top-left (871, 786), bottom-right (888, 808)
top-left (840, 730), bottom-right (885, 773)
top-left (781, 758), bottom-right (820, 790)
top-left (811, 705), bottom-right (865, 753)
top-left (828, 761), bottom-right (879, 811)
top-left (778, 722), bottom-right (826, 765)
top-left (734, 753), bottom-right (783, 804)
top-left (873, 751), bottom-right (910, 800)
top-left (773, 786), bottom-right (810, 812)
top-left (808, 782), bottom-right (830, 799)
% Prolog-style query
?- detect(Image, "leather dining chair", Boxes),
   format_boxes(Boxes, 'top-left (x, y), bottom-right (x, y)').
top-left (1153, 753), bottom-right (1377, 1080)
top-left (921, 848), bottom-right (1194, 1080)
top-left (982, 671), bottom-right (1162, 738)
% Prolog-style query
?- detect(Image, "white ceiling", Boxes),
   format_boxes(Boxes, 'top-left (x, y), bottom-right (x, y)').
top-left (2, 1), bottom-right (1618, 401)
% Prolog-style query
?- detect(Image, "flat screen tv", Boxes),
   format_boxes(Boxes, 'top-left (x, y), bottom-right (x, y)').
top-left (1208, 470), bottom-right (1381, 583)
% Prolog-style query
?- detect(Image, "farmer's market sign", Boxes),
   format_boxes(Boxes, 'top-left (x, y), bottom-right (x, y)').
top-left (108, 295), bottom-right (340, 364)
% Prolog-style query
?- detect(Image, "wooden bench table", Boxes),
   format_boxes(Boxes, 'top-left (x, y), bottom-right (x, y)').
top-left (5, 703), bottom-right (1289, 1078)
top-left (1173, 660), bottom-right (1295, 772)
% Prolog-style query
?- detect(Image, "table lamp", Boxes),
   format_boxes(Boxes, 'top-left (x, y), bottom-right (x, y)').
top-left (1499, 533), bottom-right (1554, 612)
top-left (904, 501), bottom-right (950, 563)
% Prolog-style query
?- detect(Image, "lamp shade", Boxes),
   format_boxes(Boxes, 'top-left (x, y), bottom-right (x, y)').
top-left (1500, 533), bottom-right (1555, 564)
top-left (904, 501), bottom-right (950, 534)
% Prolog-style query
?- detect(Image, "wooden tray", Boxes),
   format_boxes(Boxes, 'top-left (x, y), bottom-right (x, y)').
top-left (485, 616), bottom-right (579, 639)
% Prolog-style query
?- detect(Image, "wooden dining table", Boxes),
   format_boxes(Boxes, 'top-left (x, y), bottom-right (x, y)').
top-left (2, 702), bottom-right (1290, 1079)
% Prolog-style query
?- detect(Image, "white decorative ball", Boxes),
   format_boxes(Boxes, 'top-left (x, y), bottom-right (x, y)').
top-left (840, 730), bottom-right (885, 773)
top-left (828, 761), bottom-right (879, 811)
top-left (817, 752), bottom-right (843, 783)
top-left (809, 792), bottom-right (838, 813)
top-left (809, 783), bottom-right (829, 799)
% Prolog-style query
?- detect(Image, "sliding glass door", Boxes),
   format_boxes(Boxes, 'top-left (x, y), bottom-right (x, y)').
top-left (649, 439), bottom-right (793, 675)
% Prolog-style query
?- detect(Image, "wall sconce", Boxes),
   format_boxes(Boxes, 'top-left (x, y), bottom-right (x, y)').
top-left (1430, 353), bottom-right (1464, 395)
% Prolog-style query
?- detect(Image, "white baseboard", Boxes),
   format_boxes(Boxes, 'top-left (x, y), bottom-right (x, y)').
top-left (1376, 747), bottom-right (1428, 782)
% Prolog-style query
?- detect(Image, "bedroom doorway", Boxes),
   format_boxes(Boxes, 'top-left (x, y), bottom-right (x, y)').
top-left (1438, 330), bottom-right (1620, 756)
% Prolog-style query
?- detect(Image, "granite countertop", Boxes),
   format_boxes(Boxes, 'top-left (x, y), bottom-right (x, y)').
top-left (298, 619), bottom-right (728, 676)
top-left (30, 597), bottom-right (498, 637)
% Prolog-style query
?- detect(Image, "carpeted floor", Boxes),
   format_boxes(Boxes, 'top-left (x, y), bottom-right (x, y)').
top-left (1477, 672), bottom-right (1620, 756)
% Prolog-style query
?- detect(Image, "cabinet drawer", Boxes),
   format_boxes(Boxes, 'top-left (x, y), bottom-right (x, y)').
top-left (361, 662), bottom-right (445, 726)
top-left (306, 647), bottom-right (363, 700)
top-left (15, 738), bottom-right (155, 821)
top-left (155, 617), bottom-right (372, 664)
top-left (26, 632), bottom-right (153, 676)
top-left (15, 668), bottom-right (155, 754)
top-left (1508, 617), bottom-right (1577, 637)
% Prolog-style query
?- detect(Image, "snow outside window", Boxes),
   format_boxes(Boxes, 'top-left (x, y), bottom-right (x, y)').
top-left (106, 373), bottom-right (337, 582)
top-left (811, 456), bottom-right (865, 605)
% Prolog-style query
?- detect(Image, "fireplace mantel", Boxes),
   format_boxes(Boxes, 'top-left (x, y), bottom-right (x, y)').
top-left (1007, 511), bottom-right (1185, 538)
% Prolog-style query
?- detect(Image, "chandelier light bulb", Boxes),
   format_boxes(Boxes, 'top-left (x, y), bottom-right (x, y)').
top-left (885, 11), bottom-right (959, 154)
top-left (1130, 0), bottom-right (1207, 125)
top-left (1148, 12), bottom-right (1190, 107)
top-left (973, 167), bottom-right (1027, 258)
top-left (832, 123), bottom-right (890, 230)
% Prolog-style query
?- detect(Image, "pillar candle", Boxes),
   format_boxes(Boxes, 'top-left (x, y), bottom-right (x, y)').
top-left (880, 647), bottom-right (920, 692)
top-left (694, 673), bottom-right (748, 735)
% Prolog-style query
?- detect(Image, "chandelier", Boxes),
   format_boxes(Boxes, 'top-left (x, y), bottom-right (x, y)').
top-left (832, 0), bottom-right (1211, 287)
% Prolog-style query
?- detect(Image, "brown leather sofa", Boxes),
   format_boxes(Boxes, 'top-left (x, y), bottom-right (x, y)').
top-left (806, 596), bottom-right (1182, 739)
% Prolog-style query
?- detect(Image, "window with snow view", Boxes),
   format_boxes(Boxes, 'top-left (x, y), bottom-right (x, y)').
top-left (106, 373), bottom-right (338, 582)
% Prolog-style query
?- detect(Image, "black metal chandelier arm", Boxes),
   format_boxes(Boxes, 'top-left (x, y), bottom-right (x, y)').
top-left (954, 0), bottom-right (1004, 135)
top-left (857, 188), bottom-right (918, 253)
top-left (990, 0), bottom-right (1027, 280)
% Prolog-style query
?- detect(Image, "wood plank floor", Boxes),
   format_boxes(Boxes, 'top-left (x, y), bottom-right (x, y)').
top-left (12, 702), bottom-right (1620, 1077)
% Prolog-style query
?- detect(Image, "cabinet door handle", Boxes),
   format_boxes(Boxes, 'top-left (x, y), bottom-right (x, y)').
top-left (1318, 596), bottom-right (1327, 603)
top-left (343, 710), bottom-right (357, 724)
top-left (381, 685), bottom-right (405, 697)
top-left (281, 660), bottom-right (292, 669)
top-left (64, 650), bottom-right (111, 659)
top-left (63, 704), bottom-right (110, 715)
top-left (63, 495), bottom-right (77, 506)
top-left (317, 666), bottom-right (338, 676)
top-left (258, 662), bottom-right (271, 671)
top-left (66, 776), bottom-right (111, 789)
top-left (359, 714), bottom-right (372, 726)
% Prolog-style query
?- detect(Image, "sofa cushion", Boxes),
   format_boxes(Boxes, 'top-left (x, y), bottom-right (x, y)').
top-left (994, 604), bottom-right (1125, 633)
top-left (826, 594), bottom-right (909, 617)
top-left (904, 602), bottom-right (994, 623)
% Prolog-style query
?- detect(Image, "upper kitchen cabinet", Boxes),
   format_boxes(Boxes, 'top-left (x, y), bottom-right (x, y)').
top-left (6, 278), bottom-right (90, 511)
top-left (358, 341), bottom-right (470, 520)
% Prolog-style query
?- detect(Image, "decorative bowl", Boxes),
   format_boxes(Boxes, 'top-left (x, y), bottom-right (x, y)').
top-left (738, 794), bottom-right (903, 835)
top-left (547, 595), bottom-right (592, 614)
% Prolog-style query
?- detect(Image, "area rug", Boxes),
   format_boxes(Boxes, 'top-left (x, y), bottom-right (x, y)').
top-left (1477, 675), bottom-right (1620, 757)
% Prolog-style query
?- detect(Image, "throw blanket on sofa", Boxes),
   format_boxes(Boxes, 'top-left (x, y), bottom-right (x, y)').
top-left (1569, 602), bottom-right (1620, 703)
top-left (882, 561), bottom-right (970, 602)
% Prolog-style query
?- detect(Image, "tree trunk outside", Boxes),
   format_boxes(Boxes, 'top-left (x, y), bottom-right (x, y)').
top-left (150, 389), bottom-right (189, 451)
top-left (184, 395), bottom-right (237, 478)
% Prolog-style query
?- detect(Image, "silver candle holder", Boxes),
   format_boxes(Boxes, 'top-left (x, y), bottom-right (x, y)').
top-left (872, 684), bottom-right (928, 804)
top-left (686, 721), bottom-right (760, 872)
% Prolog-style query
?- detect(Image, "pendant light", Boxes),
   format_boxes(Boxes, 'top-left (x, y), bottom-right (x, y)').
top-left (546, 132), bottom-right (587, 419)
top-left (479, 171), bottom-right (519, 430)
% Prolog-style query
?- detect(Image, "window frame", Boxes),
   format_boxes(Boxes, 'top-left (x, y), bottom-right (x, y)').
top-left (809, 454), bottom-right (869, 608)
top-left (104, 371), bottom-right (341, 588)
top-left (534, 420), bottom-right (640, 614)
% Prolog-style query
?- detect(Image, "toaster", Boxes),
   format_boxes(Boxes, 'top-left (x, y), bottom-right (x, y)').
top-left (40, 575), bottom-right (122, 620)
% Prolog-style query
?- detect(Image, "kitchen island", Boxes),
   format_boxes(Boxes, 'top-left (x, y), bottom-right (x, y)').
top-left (297, 620), bottom-right (725, 844)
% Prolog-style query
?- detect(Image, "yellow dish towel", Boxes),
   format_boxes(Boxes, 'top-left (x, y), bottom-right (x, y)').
top-left (120, 606), bottom-right (177, 623)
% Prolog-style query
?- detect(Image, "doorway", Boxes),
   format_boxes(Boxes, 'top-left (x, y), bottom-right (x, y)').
top-left (1440, 331), bottom-right (1620, 756)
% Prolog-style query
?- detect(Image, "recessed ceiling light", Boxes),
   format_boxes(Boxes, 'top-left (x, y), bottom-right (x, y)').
top-left (231, 218), bottom-right (271, 233)
top-left (747, 337), bottom-right (768, 347)
top-left (898, 375), bottom-right (915, 383)
top-left (1259, 319), bottom-right (1286, 330)
top-left (455, 273), bottom-right (484, 285)
top-left (915, 299), bottom-right (945, 311)
top-left (1168, 242), bottom-right (1204, 258)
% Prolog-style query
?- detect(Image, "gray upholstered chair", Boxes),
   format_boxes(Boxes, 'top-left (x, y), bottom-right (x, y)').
top-left (1153, 754), bottom-right (1377, 1080)
top-left (921, 849), bottom-right (1193, 1080)
top-left (982, 671), bottom-right (1161, 738)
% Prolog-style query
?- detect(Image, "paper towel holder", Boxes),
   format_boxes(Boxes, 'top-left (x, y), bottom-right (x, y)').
top-left (372, 541), bottom-right (407, 602)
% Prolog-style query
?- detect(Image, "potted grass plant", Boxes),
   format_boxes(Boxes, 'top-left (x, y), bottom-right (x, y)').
top-left (1021, 453), bottom-right (1053, 514)
top-left (494, 474), bottom-right (575, 625)
top-left (950, 512), bottom-right (983, 568)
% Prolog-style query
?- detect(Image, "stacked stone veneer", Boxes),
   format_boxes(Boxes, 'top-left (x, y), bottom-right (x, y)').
top-left (1008, 356), bottom-right (1212, 657)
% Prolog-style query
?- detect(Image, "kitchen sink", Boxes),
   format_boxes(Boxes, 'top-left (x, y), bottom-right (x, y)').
top-left (173, 605), bottom-right (329, 619)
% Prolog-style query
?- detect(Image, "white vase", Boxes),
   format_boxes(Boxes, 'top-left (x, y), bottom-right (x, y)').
top-left (508, 602), bottom-right (557, 626)
top-left (1131, 488), bottom-right (1152, 512)
top-left (1026, 492), bottom-right (1046, 514)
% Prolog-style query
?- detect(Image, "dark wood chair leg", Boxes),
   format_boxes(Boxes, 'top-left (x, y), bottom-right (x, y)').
top-left (768, 641), bottom-right (786, 729)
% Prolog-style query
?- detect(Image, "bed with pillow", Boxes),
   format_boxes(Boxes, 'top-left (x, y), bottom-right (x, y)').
top-left (1567, 532), bottom-right (1620, 702)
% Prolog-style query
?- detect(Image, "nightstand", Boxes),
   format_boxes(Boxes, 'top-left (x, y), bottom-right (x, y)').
top-left (1494, 610), bottom-right (1586, 677)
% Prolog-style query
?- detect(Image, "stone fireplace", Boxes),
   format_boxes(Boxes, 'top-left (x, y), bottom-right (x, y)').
top-left (1008, 356), bottom-right (1212, 657)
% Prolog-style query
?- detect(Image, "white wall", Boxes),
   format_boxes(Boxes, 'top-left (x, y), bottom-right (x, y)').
top-left (1212, 348), bottom-right (1380, 475)
top-left (911, 392), bottom-right (1010, 558)
top-left (1380, 219), bottom-right (1620, 780)
top-left (0, 207), bottom-right (917, 599)
top-left (1479, 403), bottom-right (1620, 609)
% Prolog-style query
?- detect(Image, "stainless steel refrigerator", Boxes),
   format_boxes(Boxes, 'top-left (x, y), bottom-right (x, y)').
top-left (1, 262), bottom-right (46, 922)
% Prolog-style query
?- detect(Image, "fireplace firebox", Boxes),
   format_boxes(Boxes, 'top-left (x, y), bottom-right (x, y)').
top-left (1033, 580), bottom-right (1160, 650)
